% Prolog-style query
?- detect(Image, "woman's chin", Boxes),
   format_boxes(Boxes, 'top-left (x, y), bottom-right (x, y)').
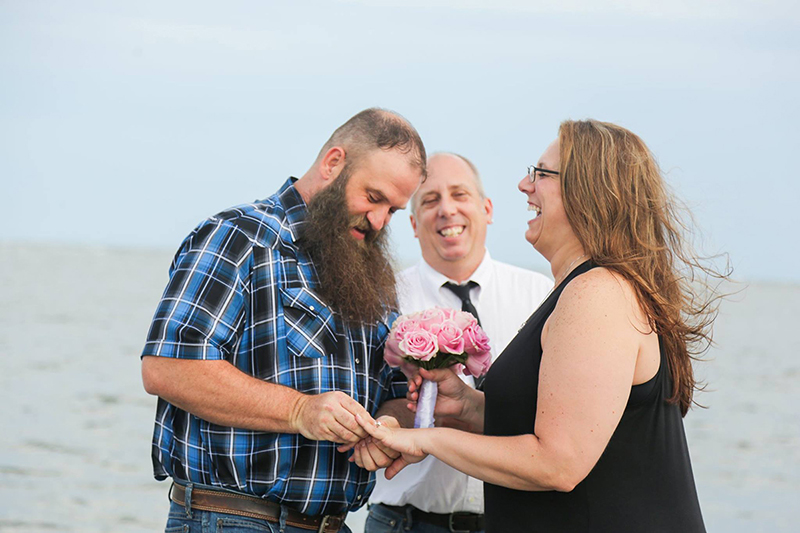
top-left (524, 228), bottom-right (541, 249)
top-left (526, 232), bottom-right (555, 263)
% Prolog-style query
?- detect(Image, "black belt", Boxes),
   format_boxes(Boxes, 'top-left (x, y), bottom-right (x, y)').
top-left (380, 503), bottom-right (484, 532)
top-left (170, 483), bottom-right (346, 532)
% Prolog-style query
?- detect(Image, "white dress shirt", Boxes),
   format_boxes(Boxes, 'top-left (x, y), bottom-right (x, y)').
top-left (370, 250), bottom-right (553, 514)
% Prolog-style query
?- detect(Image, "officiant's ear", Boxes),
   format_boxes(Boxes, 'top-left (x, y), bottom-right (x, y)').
top-left (484, 197), bottom-right (494, 224)
top-left (410, 213), bottom-right (418, 238)
top-left (319, 146), bottom-right (347, 182)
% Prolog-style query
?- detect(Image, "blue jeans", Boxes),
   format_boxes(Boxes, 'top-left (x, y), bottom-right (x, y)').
top-left (364, 504), bottom-right (484, 533)
top-left (165, 501), bottom-right (353, 533)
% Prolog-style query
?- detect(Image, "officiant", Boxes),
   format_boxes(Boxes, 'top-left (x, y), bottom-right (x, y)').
top-left (358, 152), bottom-right (552, 533)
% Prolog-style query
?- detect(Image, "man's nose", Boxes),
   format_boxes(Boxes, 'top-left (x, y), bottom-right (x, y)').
top-left (367, 208), bottom-right (391, 232)
top-left (438, 196), bottom-right (457, 217)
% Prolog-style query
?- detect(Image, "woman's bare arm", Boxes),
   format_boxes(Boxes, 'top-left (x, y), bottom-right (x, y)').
top-left (359, 268), bottom-right (647, 490)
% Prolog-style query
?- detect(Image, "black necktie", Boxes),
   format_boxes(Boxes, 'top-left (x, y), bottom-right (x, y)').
top-left (443, 281), bottom-right (481, 326)
top-left (443, 281), bottom-right (486, 388)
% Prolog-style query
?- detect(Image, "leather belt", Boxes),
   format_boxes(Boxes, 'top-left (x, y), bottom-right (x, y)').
top-left (381, 503), bottom-right (485, 532)
top-left (170, 483), bottom-right (346, 533)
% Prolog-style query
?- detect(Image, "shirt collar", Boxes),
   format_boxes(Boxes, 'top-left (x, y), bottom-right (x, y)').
top-left (418, 249), bottom-right (493, 300)
top-left (277, 177), bottom-right (308, 243)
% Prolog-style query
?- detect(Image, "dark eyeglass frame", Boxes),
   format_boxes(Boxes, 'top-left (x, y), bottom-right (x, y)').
top-left (526, 165), bottom-right (560, 183)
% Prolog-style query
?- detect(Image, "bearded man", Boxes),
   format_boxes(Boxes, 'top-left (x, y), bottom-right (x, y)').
top-left (140, 108), bottom-right (426, 533)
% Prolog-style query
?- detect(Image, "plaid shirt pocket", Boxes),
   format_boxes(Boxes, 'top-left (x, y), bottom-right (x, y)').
top-left (280, 287), bottom-right (337, 358)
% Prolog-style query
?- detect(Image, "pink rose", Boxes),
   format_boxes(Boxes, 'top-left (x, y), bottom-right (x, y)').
top-left (440, 307), bottom-right (458, 320)
top-left (435, 320), bottom-right (465, 354)
top-left (399, 328), bottom-right (439, 361)
top-left (452, 310), bottom-right (478, 330)
top-left (387, 317), bottom-right (421, 356)
top-left (384, 341), bottom-right (418, 378)
top-left (463, 323), bottom-right (491, 357)
top-left (416, 308), bottom-right (447, 331)
top-left (464, 350), bottom-right (492, 377)
top-left (383, 340), bottom-right (405, 368)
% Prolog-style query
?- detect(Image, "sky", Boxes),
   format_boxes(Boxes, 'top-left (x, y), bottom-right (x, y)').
top-left (1, 0), bottom-right (798, 283)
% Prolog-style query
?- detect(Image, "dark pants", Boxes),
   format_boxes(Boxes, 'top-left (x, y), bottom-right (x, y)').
top-left (365, 504), bottom-right (484, 533)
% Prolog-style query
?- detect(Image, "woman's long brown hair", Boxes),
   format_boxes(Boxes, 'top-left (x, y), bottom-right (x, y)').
top-left (558, 119), bottom-right (729, 416)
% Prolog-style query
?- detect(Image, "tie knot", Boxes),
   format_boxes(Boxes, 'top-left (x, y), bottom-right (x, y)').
top-left (443, 281), bottom-right (478, 302)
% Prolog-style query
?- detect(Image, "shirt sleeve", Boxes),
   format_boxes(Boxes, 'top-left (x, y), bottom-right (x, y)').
top-left (382, 364), bottom-right (410, 403)
top-left (142, 218), bottom-right (252, 361)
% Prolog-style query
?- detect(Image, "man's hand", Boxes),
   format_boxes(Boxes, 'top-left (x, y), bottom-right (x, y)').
top-left (354, 414), bottom-right (428, 479)
top-left (291, 391), bottom-right (373, 444)
top-left (339, 416), bottom-right (402, 471)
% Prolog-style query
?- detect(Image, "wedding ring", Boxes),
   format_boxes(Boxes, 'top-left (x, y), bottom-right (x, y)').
top-left (375, 420), bottom-right (382, 428)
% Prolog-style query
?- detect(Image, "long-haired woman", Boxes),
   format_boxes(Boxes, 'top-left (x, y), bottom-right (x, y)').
top-left (358, 120), bottom-right (726, 532)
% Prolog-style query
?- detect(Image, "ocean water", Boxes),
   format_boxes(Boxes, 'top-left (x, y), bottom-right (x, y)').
top-left (0, 243), bottom-right (797, 532)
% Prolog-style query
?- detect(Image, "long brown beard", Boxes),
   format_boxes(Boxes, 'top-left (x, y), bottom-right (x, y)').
top-left (299, 170), bottom-right (398, 326)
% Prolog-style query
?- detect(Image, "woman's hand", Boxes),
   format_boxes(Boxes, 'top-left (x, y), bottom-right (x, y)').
top-left (355, 415), bottom-right (428, 479)
top-left (408, 367), bottom-right (485, 432)
top-left (339, 415), bottom-right (402, 471)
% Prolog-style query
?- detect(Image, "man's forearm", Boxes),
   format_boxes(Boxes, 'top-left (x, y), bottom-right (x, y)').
top-left (142, 356), bottom-right (305, 432)
top-left (142, 356), bottom-right (374, 443)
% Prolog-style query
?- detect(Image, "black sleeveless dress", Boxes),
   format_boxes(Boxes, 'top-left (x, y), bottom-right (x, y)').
top-left (482, 261), bottom-right (705, 532)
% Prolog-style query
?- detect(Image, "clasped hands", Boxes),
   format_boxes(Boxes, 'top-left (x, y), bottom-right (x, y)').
top-left (337, 366), bottom-right (474, 479)
top-left (290, 388), bottom-right (410, 475)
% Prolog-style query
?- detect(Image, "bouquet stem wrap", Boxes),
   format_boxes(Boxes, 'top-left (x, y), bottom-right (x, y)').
top-left (414, 379), bottom-right (438, 429)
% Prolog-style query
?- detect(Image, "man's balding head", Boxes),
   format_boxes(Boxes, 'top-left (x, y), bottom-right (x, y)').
top-left (317, 108), bottom-right (427, 177)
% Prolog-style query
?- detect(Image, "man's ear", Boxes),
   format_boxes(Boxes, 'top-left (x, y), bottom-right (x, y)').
top-left (484, 197), bottom-right (494, 224)
top-left (410, 214), bottom-right (419, 238)
top-left (319, 146), bottom-right (346, 181)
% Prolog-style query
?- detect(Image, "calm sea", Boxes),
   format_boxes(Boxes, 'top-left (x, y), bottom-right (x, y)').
top-left (1, 244), bottom-right (797, 532)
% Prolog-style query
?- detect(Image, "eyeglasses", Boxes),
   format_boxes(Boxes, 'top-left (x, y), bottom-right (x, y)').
top-left (526, 165), bottom-right (560, 183)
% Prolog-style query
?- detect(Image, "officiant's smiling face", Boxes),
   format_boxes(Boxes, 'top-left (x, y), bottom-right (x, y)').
top-left (411, 153), bottom-right (493, 274)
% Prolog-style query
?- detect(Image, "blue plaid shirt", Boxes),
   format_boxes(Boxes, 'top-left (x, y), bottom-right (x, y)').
top-left (142, 178), bottom-right (405, 516)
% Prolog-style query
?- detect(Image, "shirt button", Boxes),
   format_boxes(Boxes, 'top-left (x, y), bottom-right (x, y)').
top-left (355, 358), bottom-right (360, 364)
top-left (357, 495), bottom-right (361, 500)
top-left (309, 305), bottom-right (315, 311)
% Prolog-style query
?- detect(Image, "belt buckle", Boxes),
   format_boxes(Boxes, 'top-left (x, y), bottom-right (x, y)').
top-left (317, 514), bottom-right (330, 533)
top-left (448, 511), bottom-right (474, 533)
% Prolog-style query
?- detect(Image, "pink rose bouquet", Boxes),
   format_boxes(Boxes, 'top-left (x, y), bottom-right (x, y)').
top-left (384, 307), bottom-right (492, 428)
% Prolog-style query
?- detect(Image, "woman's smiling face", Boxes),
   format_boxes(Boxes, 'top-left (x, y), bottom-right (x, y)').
top-left (518, 139), bottom-right (570, 258)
